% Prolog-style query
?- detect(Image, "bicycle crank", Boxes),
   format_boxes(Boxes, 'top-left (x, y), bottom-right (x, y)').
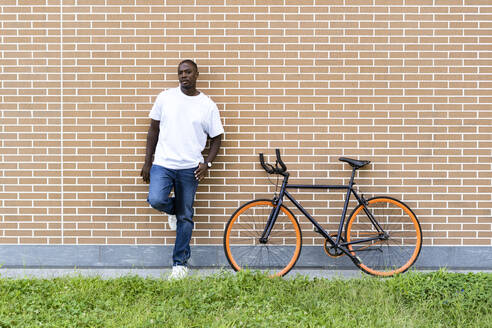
top-left (324, 234), bottom-right (346, 258)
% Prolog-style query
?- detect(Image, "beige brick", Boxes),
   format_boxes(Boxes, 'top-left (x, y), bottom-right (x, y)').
top-left (0, 1), bottom-right (491, 248)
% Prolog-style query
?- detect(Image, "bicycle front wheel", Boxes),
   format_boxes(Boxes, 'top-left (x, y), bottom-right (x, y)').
top-left (345, 197), bottom-right (422, 277)
top-left (223, 199), bottom-right (302, 277)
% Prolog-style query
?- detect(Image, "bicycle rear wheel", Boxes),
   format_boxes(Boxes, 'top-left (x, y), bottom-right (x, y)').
top-left (345, 197), bottom-right (422, 277)
top-left (223, 199), bottom-right (302, 277)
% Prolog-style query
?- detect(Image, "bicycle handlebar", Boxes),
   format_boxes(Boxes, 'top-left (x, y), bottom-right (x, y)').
top-left (259, 149), bottom-right (288, 175)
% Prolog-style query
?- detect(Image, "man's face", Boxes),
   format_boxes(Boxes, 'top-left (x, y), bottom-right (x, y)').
top-left (178, 62), bottom-right (198, 89)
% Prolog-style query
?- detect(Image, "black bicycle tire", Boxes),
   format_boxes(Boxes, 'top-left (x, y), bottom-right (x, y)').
top-left (344, 196), bottom-right (423, 277)
top-left (223, 199), bottom-right (302, 277)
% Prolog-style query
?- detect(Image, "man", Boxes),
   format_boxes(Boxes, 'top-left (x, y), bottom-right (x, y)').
top-left (140, 60), bottom-right (223, 280)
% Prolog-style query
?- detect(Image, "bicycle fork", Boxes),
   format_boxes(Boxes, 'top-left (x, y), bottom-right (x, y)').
top-left (259, 171), bottom-right (290, 244)
top-left (259, 197), bottom-right (282, 244)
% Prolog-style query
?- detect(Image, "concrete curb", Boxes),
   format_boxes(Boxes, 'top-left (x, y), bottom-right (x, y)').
top-left (1, 245), bottom-right (491, 270)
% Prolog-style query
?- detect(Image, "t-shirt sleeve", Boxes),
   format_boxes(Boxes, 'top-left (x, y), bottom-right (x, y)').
top-left (207, 103), bottom-right (224, 138)
top-left (148, 92), bottom-right (164, 121)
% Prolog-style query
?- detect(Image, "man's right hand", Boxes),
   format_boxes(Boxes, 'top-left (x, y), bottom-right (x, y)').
top-left (141, 120), bottom-right (160, 184)
top-left (140, 162), bottom-right (152, 183)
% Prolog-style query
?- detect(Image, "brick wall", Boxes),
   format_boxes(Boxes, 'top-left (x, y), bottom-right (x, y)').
top-left (1, 0), bottom-right (491, 249)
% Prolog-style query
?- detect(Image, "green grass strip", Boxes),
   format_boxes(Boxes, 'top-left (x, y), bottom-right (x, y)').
top-left (0, 269), bottom-right (490, 328)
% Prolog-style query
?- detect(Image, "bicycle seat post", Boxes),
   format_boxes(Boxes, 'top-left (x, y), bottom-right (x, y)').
top-left (348, 167), bottom-right (357, 188)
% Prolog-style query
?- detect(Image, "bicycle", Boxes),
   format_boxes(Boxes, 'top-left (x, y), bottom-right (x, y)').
top-left (223, 149), bottom-right (422, 277)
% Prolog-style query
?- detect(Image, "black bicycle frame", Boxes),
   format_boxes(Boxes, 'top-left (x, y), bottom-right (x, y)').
top-left (259, 168), bottom-right (386, 263)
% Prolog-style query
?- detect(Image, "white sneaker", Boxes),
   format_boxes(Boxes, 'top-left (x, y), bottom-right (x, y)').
top-left (168, 214), bottom-right (177, 230)
top-left (168, 265), bottom-right (189, 280)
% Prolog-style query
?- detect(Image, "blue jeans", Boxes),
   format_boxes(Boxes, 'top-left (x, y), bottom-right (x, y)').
top-left (147, 164), bottom-right (199, 266)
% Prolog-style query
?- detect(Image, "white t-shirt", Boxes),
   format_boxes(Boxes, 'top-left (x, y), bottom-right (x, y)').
top-left (148, 87), bottom-right (224, 169)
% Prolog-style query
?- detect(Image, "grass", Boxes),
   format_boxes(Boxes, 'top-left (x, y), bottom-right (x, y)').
top-left (0, 269), bottom-right (490, 328)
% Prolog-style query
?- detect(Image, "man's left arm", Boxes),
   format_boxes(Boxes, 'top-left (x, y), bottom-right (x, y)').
top-left (194, 134), bottom-right (222, 181)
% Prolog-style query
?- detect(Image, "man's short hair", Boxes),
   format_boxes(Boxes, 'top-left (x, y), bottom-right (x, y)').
top-left (178, 59), bottom-right (198, 72)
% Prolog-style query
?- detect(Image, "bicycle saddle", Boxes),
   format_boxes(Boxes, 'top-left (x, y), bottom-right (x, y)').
top-left (339, 157), bottom-right (371, 169)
